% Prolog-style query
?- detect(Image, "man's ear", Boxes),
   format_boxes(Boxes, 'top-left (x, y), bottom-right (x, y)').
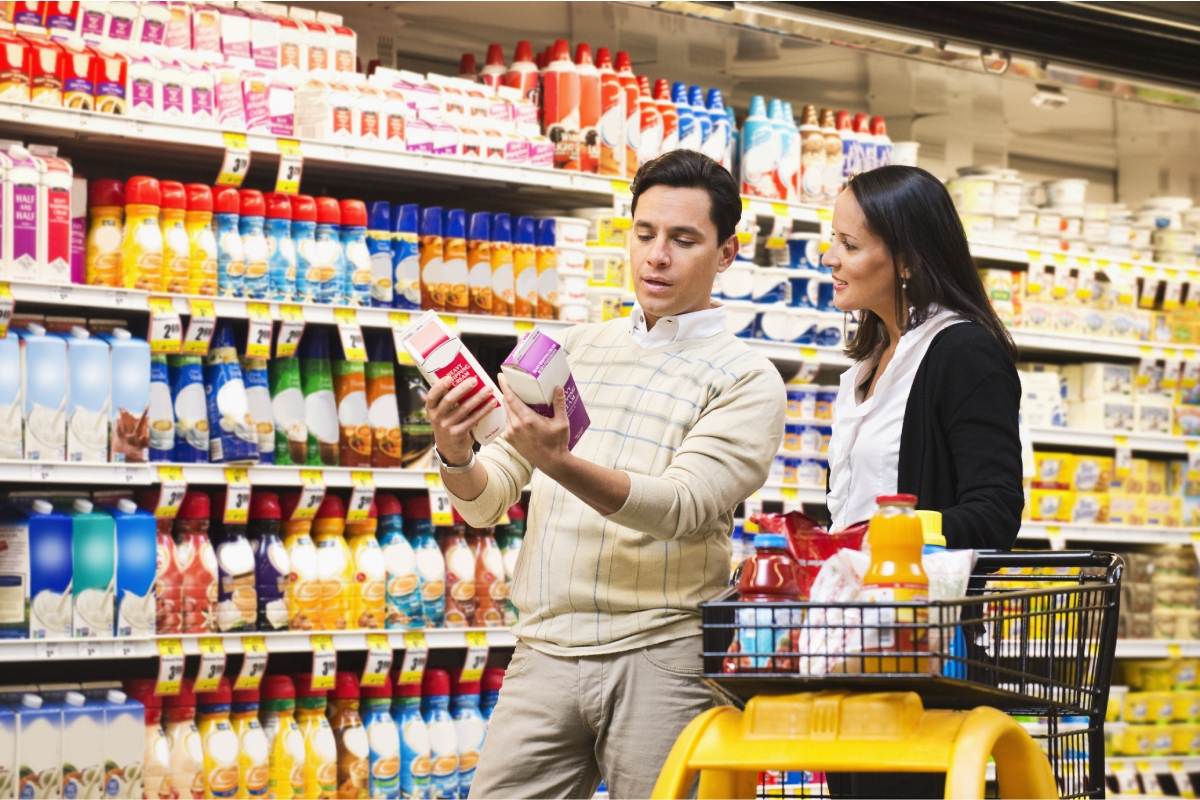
top-left (716, 234), bottom-right (739, 274)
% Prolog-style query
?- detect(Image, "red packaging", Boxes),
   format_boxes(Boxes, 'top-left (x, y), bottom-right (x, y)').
top-left (58, 37), bottom-right (92, 109)
top-left (10, 1), bottom-right (42, 30)
top-left (751, 511), bottom-right (867, 599)
top-left (43, 1), bottom-right (80, 39)
top-left (88, 45), bottom-right (126, 114)
top-left (541, 39), bottom-right (580, 171)
top-left (574, 43), bottom-right (599, 174)
top-left (0, 33), bottom-right (33, 102)
top-left (595, 47), bottom-right (623, 177)
top-left (654, 78), bottom-right (678, 153)
top-left (21, 34), bottom-right (60, 106)
top-left (614, 51), bottom-right (640, 178)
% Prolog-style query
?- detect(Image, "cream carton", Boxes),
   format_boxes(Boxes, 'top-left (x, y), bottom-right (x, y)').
top-left (26, 500), bottom-right (73, 639)
top-left (5, 146), bottom-right (40, 282)
top-left (218, 5), bottom-right (252, 65)
top-left (158, 57), bottom-right (186, 119)
top-left (190, 3), bottom-right (223, 60)
top-left (101, 689), bottom-right (143, 800)
top-left (102, 0), bottom-right (138, 50)
top-left (16, 694), bottom-right (62, 799)
top-left (99, 328), bottom-right (150, 463)
top-left (213, 62), bottom-right (247, 130)
top-left (126, 51), bottom-right (161, 118)
top-left (34, 153), bottom-right (72, 284)
top-left (294, 77), bottom-right (355, 141)
top-left (502, 330), bottom-right (590, 449)
top-left (17, 323), bottom-right (67, 461)
top-left (397, 310), bottom-right (506, 445)
top-left (24, 34), bottom-right (62, 106)
top-left (0, 704), bottom-right (14, 799)
top-left (61, 690), bottom-right (105, 799)
top-left (44, 2), bottom-right (83, 41)
top-left (63, 327), bottom-right (110, 463)
top-left (0, 329), bottom-right (22, 459)
top-left (133, 0), bottom-right (170, 54)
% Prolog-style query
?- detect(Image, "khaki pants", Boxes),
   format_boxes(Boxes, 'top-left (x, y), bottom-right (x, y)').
top-left (469, 635), bottom-right (718, 799)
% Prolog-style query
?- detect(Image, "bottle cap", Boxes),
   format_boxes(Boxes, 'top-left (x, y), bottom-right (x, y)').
top-left (333, 671), bottom-right (360, 700)
top-left (421, 206), bottom-right (443, 237)
top-left (117, 498), bottom-right (137, 514)
top-left (551, 38), bottom-right (570, 63)
top-left (368, 201), bottom-right (391, 232)
top-left (315, 493), bottom-right (346, 520)
top-left (316, 196), bottom-right (341, 225)
top-left (293, 675), bottom-right (327, 699)
top-left (747, 95), bottom-right (766, 118)
top-left (124, 679), bottom-right (161, 709)
top-left (536, 218), bottom-right (555, 247)
top-left (238, 189), bottom-right (265, 217)
top-left (482, 667), bottom-right (505, 693)
top-left (876, 493), bottom-right (918, 507)
top-left (706, 87), bottom-right (725, 110)
top-left (515, 216), bottom-right (536, 245)
top-left (107, 689), bottom-right (127, 704)
top-left (163, 680), bottom-right (197, 708)
top-left (73, 498), bottom-right (93, 514)
top-left (752, 533), bottom-right (787, 550)
top-left (31, 499), bottom-right (53, 515)
top-left (375, 491), bottom-right (403, 519)
top-left (339, 199), bottom-right (367, 228)
top-left (160, 180), bottom-right (186, 210)
top-left (394, 203), bottom-right (419, 234)
top-left (89, 178), bottom-right (124, 207)
top-left (485, 44), bottom-right (504, 67)
top-left (249, 490), bottom-right (281, 521)
top-left (422, 668), bottom-right (450, 697)
top-left (614, 50), bottom-right (632, 71)
top-left (506, 503), bottom-right (525, 522)
top-left (574, 42), bottom-right (593, 66)
top-left (124, 176), bottom-right (161, 206)
top-left (468, 212), bottom-right (490, 242)
top-left (291, 194), bottom-right (317, 223)
top-left (458, 52), bottom-right (477, 76)
top-left (491, 213), bottom-right (512, 243)
top-left (653, 78), bottom-right (670, 100)
top-left (870, 115), bottom-right (888, 136)
top-left (195, 677), bottom-right (233, 706)
top-left (262, 675), bottom-right (296, 702)
top-left (916, 510), bottom-right (945, 547)
top-left (264, 192), bottom-right (292, 220)
top-left (595, 47), bottom-right (613, 69)
top-left (361, 682), bottom-right (392, 700)
top-left (214, 185), bottom-right (241, 215)
top-left (185, 183), bottom-right (213, 213)
top-left (177, 490), bottom-right (211, 521)
top-left (449, 670), bottom-right (480, 696)
top-left (232, 687), bottom-right (260, 706)
top-left (444, 208), bottom-right (466, 239)
top-left (403, 493), bottom-right (430, 520)
top-left (512, 40), bottom-right (532, 64)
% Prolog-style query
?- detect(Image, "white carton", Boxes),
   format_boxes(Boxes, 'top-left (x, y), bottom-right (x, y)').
top-left (15, 694), bottom-right (61, 800)
top-left (1062, 362), bottom-right (1134, 401)
top-left (501, 330), bottom-right (590, 450)
top-left (17, 324), bottom-right (67, 461)
top-left (61, 691), bottom-right (104, 799)
top-left (64, 327), bottom-right (110, 463)
top-left (102, 689), bottom-right (144, 800)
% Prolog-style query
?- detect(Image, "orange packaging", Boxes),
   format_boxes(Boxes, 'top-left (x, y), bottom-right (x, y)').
top-left (0, 33), bottom-right (32, 102)
top-left (22, 34), bottom-right (60, 105)
top-left (574, 43), bottom-right (600, 174)
top-left (364, 357), bottom-right (401, 469)
top-left (512, 216), bottom-right (537, 318)
top-left (419, 206), bottom-right (445, 311)
top-left (442, 209), bottom-right (469, 313)
top-left (489, 214), bottom-right (514, 317)
top-left (467, 213), bottom-right (492, 315)
top-left (332, 359), bottom-right (371, 468)
top-left (859, 494), bottom-right (928, 673)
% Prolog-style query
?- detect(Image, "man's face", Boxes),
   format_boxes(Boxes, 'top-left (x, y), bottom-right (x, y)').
top-left (630, 185), bottom-right (737, 326)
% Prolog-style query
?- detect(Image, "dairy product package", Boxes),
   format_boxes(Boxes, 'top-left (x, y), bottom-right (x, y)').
top-left (501, 330), bottom-right (589, 449)
top-left (333, 355), bottom-right (371, 468)
top-left (299, 330), bottom-right (339, 466)
top-left (101, 689), bottom-right (144, 800)
top-left (61, 691), bottom-right (105, 799)
top-left (17, 324), bottom-right (67, 461)
top-left (149, 355), bottom-right (175, 462)
top-left (169, 355), bottom-right (209, 463)
top-left (366, 337), bottom-right (402, 468)
top-left (268, 356), bottom-right (307, 466)
top-left (59, 327), bottom-right (108, 463)
top-left (242, 357), bottom-right (276, 464)
top-left (100, 329), bottom-right (150, 463)
top-left (112, 499), bottom-right (156, 638)
top-left (70, 499), bottom-right (115, 639)
top-left (0, 703), bottom-right (14, 799)
top-left (26, 500), bottom-right (72, 639)
top-left (204, 322), bottom-right (259, 463)
top-left (396, 310), bottom-right (505, 445)
top-left (0, 507), bottom-right (28, 638)
top-left (0, 334), bottom-right (21, 459)
top-left (15, 694), bottom-right (62, 800)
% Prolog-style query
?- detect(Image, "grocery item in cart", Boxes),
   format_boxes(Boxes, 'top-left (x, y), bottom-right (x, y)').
top-left (751, 510), bottom-right (866, 598)
top-left (724, 533), bottom-right (803, 672)
top-left (858, 494), bottom-right (929, 671)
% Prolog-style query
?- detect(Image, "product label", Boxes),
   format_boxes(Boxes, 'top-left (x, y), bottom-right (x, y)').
top-left (393, 233), bottom-right (421, 310)
top-left (419, 235), bottom-right (445, 310)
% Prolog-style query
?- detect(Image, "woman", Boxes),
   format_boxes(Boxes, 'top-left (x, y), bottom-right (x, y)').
top-left (825, 164), bottom-right (1023, 549)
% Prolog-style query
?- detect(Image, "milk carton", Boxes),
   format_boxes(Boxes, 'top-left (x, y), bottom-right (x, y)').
top-left (17, 324), bottom-right (67, 461)
top-left (27, 500), bottom-right (73, 639)
top-left (24, 35), bottom-right (63, 106)
top-left (502, 330), bottom-right (589, 449)
top-left (70, 499), bottom-right (115, 639)
top-left (61, 691), bottom-right (105, 799)
top-left (127, 52), bottom-right (162, 119)
top-left (64, 327), bottom-right (111, 463)
top-left (101, 689), bottom-right (144, 800)
top-left (15, 694), bottom-right (62, 800)
top-left (0, 334), bottom-right (22, 459)
top-left (0, 704), bottom-right (14, 799)
top-left (100, 329), bottom-right (150, 463)
top-left (112, 499), bottom-right (156, 638)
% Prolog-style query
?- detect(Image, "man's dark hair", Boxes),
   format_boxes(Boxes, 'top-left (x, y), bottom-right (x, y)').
top-left (629, 150), bottom-right (740, 244)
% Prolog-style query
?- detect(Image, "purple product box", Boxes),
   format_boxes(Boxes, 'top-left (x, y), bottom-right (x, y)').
top-left (502, 330), bottom-right (590, 450)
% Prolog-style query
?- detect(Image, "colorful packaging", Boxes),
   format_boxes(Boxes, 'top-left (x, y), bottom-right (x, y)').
top-left (149, 354), bottom-right (175, 462)
top-left (440, 518), bottom-right (476, 628)
top-left (240, 189), bottom-right (270, 300)
top-left (367, 201), bottom-right (394, 307)
top-left (5, 147), bottom-right (40, 281)
top-left (473, 527), bottom-right (507, 627)
top-left (196, 679), bottom-right (240, 798)
top-left (152, 500), bottom-right (183, 634)
top-left (312, 494), bottom-right (352, 630)
top-left (204, 321), bottom-right (258, 464)
top-left (295, 679), bottom-right (338, 799)
top-left (247, 491), bottom-right (290, 631)
top-left (311, 196), bottom-right (343, 304)
top-left (158, 180), bottom-right (189, 293)
top-left (69, 499), bottom-right (115, 639)
top-left (60, 690), bottom-right (105, 800)
top-left (333, 350), bottom-right (371, 468)
top-left (268, 356), bottom-right (307, 466)
top-left (614, 51), bottom-right (639, 178)
top-left (291, 194), bottom-right (317, 302)
top-left (346, 510), bottom-right (385, 629)
top-left (419, 206), bottom-right (445, 312)
top-left (169, 354), bottom-right (209, 463)
top-left (102, 688), bottom-right (147, 800)
top-left (212, 499), bottom-right (257, 633)
top-left (261, 676), bottom-right (305, 800)
top-left (361, 684), bottom-right (401, 798)
top-left (0, 34), bottom-right (32, 102)
top-left (101, 327), bottom-right (150, 463)
top-left (16, 323), bottom-right (65, 461)
top-left (27, 500), bottom-right (73, 639)
top-left (489, 212), bottom-right (515, 317)
top-left (63, 326), bottom-right (110, 463)
top-left (449, 674), bottom-right (486, 797)
top-left (176, 491), bottom-right (216, 633)
top-left (300, 329), bottom-right (339, 466)
top-left (185, 183), bottom-right (218, 296)
top-left (378, 492), bottom-right (421, 629)
top-left (340, 198), bottom-right (372, 306)
top-left (15, 694), bottom-right (62, 800)
top-left (89, 46), bottom-right (126, 114)
top-left (230, 687), bottom-right (270, 798)
top-left (466, 211), bottom-right (492, 315)
top-left (392, 684), bottom-right (432, 799)
top-left (512, 215), bottom-right (537, 318)
top-left (406, 495), bottom-right (445, 628)
top-left (391, 203), bottom-right (421, 310)
top-left (162, 682), bottom-right (204, 798)
top-left (112, 498), bottom-right (157, 638)
top-left (86, 178), bottom-right (123, 286)
top-left (242, 356), bottom-right (275, 464)
top-left (534, 218), bottom-right (558, 320)
top-left (501, 329), bottom-right (590, 449)
top-left (366, 336), bottom-right (402, 468)
top-left (420, 670), bottom-right (460, 800)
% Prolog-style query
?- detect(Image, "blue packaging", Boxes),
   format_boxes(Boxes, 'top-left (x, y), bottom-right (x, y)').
top-left (242, 357), bottom-right (275, 464)
top-left (215, 187), bottom-right (245, 298)
top-left (292, 195), bottom-right (318, 302)
top-left (311, 197), bottom-right (345, 305)
top-left (687, 86), bottom-right (712, 160)
top-left (266, 193), bottom-right (298, 301)
top-left (204, 321), bottom-right (259, 464)
top-left (707, 88), bottom-right (731, 169)
top-left (672, 81), bottom-right (699, 151)
top-left (16, 324), bottom-right (67, 462)
top-left (0, 704), bottom-right (14, 796)
top-left (739, 95), bottom-right (775, 198)
top-left (392, 203), bottom-right (421, 310)
top-left (99, 329), bottom-right (150, 464)
top-left (341, 199), bottom-right (372, 306)
top-left (111, 499), bottom-right (157, 638)
top-left (787, 234), bottom-right (823, 271)
top-left (392, 692), bottom-right (432, 800)
top-left (240, 190), bottom-right (270, 300)
top-left (0, 506), bottom-right (28, 638)
top-left (788, 275), bottom-right (812, 309)
top-left (149, 355), bottom-right (175, 462)
top-left (169, 355), bottom-right (209, 463)
top-left (367, 201), bottom-right (394, 307)
top-left (25, 501), bottom-right (73, 639)
top-left (449, 682), bottom-right (485, 799)
top-left (421, 674), bottom-right (459, 800)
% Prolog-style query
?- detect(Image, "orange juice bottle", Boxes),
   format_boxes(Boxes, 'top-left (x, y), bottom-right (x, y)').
top-left (860, 493), bottom-right (928, 673)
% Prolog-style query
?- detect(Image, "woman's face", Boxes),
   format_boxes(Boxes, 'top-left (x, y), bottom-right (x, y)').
top-left (825, 190), bottom-right (901, 318)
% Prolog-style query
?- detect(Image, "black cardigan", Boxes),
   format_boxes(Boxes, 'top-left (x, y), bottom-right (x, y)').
top-left (891, 321), bottom-right (1024, 550)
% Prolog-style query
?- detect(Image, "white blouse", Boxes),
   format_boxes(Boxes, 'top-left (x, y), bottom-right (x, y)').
top-left (827, 307), bottom-right (966, 530)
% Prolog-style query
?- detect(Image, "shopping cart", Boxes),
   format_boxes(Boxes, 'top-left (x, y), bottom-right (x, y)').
top-left (653, 550), bottom-right (1123, 799)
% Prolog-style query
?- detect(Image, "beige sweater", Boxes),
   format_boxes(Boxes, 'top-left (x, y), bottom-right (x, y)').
top-left (448, 317), bottom-right (786, 656)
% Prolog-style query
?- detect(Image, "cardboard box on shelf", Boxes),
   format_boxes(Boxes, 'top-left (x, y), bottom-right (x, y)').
top-left (1067, 398), bottom-right (1135, 432)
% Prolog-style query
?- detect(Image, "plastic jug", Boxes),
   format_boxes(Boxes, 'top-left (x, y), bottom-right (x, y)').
top-left (448, 672), bottom-right (486, 798)
top-left (730, 533), bottom-right (802, 672)
top-left (421, 669), bottom-right (459, 800)
top-left (86, 178), bottom-right (123, 287)
top-left (120, 175), bottom-right (163, 290)
top-left (361, 682), bottom-right (401, 799)
top-left (195, 678), bottom-right (240, 798)
top-left (185, 183), bottom-right (218, 295)
top-left (231, 686), bottom-right (271, 798)
top-left (391, 203), bottom-right (421, 311)
top-left (161, 180), bottom-right (190, 293)
top-left (162, 681), bottom-right (205, 799)
top-left (379, 491), bottom-right (421, 629)
top-left (406, 495), bottom-right (445, 628)
top-left (124, 679), bottom-right (171, 800)
top-left (861, 494), bottom-right (929, 672)
top-left (176, 490), bottom-right (218, 633)
top-left (345, 503), bottom-right (386, 629)
top-left (279, 491), bottom-right (320, 630)
top-left (264, 192), bottom-right (297, 301)
top-left (295, 675), bottom-right (338, 798)
top-left (261, 675), bottom-right (306, 800)
top-left (248, 490), bottom-right (290, 630)
top-left (291, 194), bottom-right (317, 303)
top-left (392, 680), bottom-right (432, 800)
top-left (341, 198), bottom-right (372, 306)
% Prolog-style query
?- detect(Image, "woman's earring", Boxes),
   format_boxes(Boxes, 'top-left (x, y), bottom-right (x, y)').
top-left (901, 277), bottom-right (909, 291)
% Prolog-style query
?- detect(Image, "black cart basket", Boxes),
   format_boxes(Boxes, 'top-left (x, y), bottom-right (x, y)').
top-left (700, 550), bottom-right (1124, 799)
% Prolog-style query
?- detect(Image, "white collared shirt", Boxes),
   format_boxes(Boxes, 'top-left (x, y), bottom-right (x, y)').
top-left (827, 306), bottom-right (966, 530)
top-left (629, 303), bottom-right (727, 347)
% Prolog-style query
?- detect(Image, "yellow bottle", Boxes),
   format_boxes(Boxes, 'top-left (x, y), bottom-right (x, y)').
top-left (231, 687), bottom-right (271, 798)
top-left (312, 495), bottom-right (353, 631)
top-left (261, 676), bottom-right (306, 800)
top-left (196, 679), bottom-right (240, 799)
top-left (860, 493), bottom-right (929, 674)
top-left (295, 678), bottom-right (338, 799)
top-left (86, 178), bottom-right (124, 287)
top-left (185, 184), bottom-right (219, 296)
top-left (280, 490), bottom-right (321, 630)
top-left (162, 181), bottom-right (191, 294)
top-left (120, 175), bottom-right (164, 291)
top-left (345, 510), bottom-right (386, 629)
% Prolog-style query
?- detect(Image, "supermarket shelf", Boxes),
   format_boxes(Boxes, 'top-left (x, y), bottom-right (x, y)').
top-left (1108, 756), bottom-right (1200, 773)
top-left (0, 628), bottom-right (516, 662)
top-left (179, 464), bottom-right (432, 490)
top-left (0, 460), bottom-right (153, 485)
top-left (1115, 640), bottom-right (1200, 659)
top-left (755, 483), bottom-right (829, 505)
top-left (1019, 521), bottom-right (1198, 546)
top-left (1028, 427), bottom-right (1196, 456)
top-left (1012, 328), bottom-right (1200, 361)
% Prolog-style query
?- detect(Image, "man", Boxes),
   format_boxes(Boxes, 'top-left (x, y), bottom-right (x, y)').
top-left (426, 150), bottom-right (786, 798)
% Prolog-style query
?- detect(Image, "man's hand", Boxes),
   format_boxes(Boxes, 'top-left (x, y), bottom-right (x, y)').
top-left (499, 375), bottom-right (570, 475)
top-left (425, 376), bottom-right (496, 464)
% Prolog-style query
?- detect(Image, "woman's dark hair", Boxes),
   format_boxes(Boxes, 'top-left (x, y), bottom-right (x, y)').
top-left (844, 165), bottom-right (1016, 362)
top-left (630, 150), bottom-right (740, 244)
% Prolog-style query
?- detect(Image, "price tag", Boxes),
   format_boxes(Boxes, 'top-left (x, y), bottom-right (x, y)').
top-left (235, 636), bottom-right (268, 691)
top-left (348, 471), bottom-right (375, 522)
top-left (610, 179), bottom-right (633, 223)
top-left (779, 487), bottom-right (799, 506)
top-left (155, 466), bottom-right (187, 519)
top-left (1025, 259), bottom-right (1047, 297)
top-left (736, 231), bottom-right (752, 246)
top-left (425, 473), bottom-right (454, 527)
top-left (335, 307), bottom-right (367, 362)
top-left (217, 132), bottom-right (251, 187)
top-left (1140, 275), bottom-right (1163, 310)
top-left (1046, 525), bottom-right (1066, 551)
top-left (766, 212), bottom-right (790, 250)
top-left (438, 314), bottom-right (459, 333)
top-left (156, 638), bottom-right (185, 696)
top-left (310, 634), bottom-right (337, 690)
top-left (148, 296), bottom-right (183, 354)
top-left (461, 631), bottom-right (489, 682)
top-left (195, 637), bottom-right (227, 693)
top-left (79, 640), bottom-right (114, 659)
top-left (513, 319), bottom-right (535, 335)
top-left (0, 282), bottom-right (12, 339)
top-left (245, 302), bottom-right (273, 359)
top-left (1164, 278), bottom-right (1184, 311)
top-left (275, 138), bottom-right (303, 195)
top-left (1186, 281), bottom-right (1200, 310)
top-left (1169, 643), bottom-right (1184, 659)
top-left (398, 631), bottom-right (428, 686)
top-left (117, 640), bottom-right (141, 658)
top-left (743, 493), bottom-right (763, 533)
top-left (1112, 761), bottom-right (1140, 795)
top-left (389, 312), bottom-right (415, 365)
top-left (1163, 359), bottom-right (1182, 391)
top-left (36, 640), bottom-right (76, 660)
top-left (182, 298), bottom-right (217, 356)
top-left (292, 470), bottom-right (326, 520)
top-left (276, 304), bottom-right (305, 359)
top-left (1114, 437), bottom-right (1132, 480)
top-left (224, 468), bottom-right (252, 524)
top-left (1187, 443), bottom-right (1200, 482)
top-left (361, 633), bottom-right (393, 688)
top-left (1170, 761), bottom-right (1196, 798)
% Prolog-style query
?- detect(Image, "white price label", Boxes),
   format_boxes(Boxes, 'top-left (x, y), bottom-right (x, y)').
top-left (117, 640), bottom-right (140, 658)
top-left (275, 304), bottom-right (305, 359)
top-left (1164, 279), bottom-right (1184, 310)
top-left (217, 132), bottom-right (251, 187)
top-left (29, 463), bottom-right (57, 482)
top-left (80, 640), bottom-right (114, 659)
top-left (235, 636), bottom-right (268, 691)
top-left (36, 640), bottom-right (76, 659)
top-left (361, 634), bottom-right (393, 688)
top-left (1115, 439), bottom-right (1133, 479)
top-left (611, 179), bottom-right (633, 222)
top-left (425, 473), bottom-right (453, 526)
top-left (292, 470), bottom-right (326, 521)
top-left (182, 299), bottom-right (217, 356)
top-left (335, 308), bottom-right (366, 362)
top-left (1046, 525), bottom-right (1066, 551)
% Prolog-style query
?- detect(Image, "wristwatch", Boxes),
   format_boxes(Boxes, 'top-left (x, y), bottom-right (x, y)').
top-left (433, 447), bottom-right (476, 473)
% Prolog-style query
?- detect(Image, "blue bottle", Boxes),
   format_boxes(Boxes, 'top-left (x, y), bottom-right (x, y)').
top-left (378, 492), bottom-right (423, 630)
top-left (392, 203), bottom-right (421, 310)
top-left (918, 510), bottom-right (967, 679)
top-left (292, 195), bottom-right (317, 302)
top-left (726, 105), bottom-right (739, 176)
top-left (311, 196), bottom-right (345, 305)
top-left (214, 186), bottom-right (244, 298)
top-left (240, 189), bottom-right (270, 300)
top-left (393, 683), bottom-right (432, 800)
top-left (672, 81), bottom-right (698, 152)
top-left (422, 669), bottom-right (460, 800)
top-left (687, 86), bottom-right (712, 160)
top-left (409, 504), bottom-right (444, 629)
top-left (768, 98), bottom-right (791, 199)
top-left (149, 355), bottom-right (173, 462)
top-left (368, 201), bottom-right (394, 307)
top-left (168, 355), bottom-right (208, 463)
top-left (449, 674), bottom-right (486, 799)
top-left (341, 199), bottom-right (372, 306)
top-left (740, 95), bottom-right (773, 197)
top-left (362, 683), bottom-right (402, 799)
top-left (265, 193), bottom-right (297, 301)
top-left (707, 88), bottom-right (732, 171)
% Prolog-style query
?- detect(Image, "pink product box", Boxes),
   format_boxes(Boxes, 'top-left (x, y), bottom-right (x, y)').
top-left (501, 329), bottom-right (590, 450)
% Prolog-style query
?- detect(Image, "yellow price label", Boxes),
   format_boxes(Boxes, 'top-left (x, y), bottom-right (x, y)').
top-left (425, 473), bottom-right (454, 527)
top-left (275, 304), bottom-right (305, 359)
top-left (610, 179), bottom-right (632, 196)
top-left (348, 471), bottom-right (375, 522)
top-left (438, 314), bottom-right (458, 332)
top-left (739, 196), bottom-right (751, 211)
top-left (336, 308), bottom-right (367, 362)
top-left (245, 302), bottom-right (273, 359)
top-left (736, 232), bottom-right (752, 246)
top-left (816, 207), bottom-right (833, 223)
top-left (780, 487), bottom-right (799, 502)
top-left (148, 296), bottom-right (183, 354)
top-left (765, 236), bottom-right (787, 250)
top-left (217, 132), bottom-right (251, 187)
top-left (361, 634), bottom-right (393, 688)
top-left (800, 347), bottom-right (818, 359)
top-left (1025, 250), bottom-right (1043, 263)
top-left (194, 637), bottom-right (227, 693)
top-left (398, 632), bottom-right (428, 685)
top-left (610, 216), bottom-right (632, 231)
top-left (389, 311), bottom-right (411, 327)
top-left (1168, 644), bottom-right (1183, 659)
top-left (275, 138), bottom-right (303, 195)
top-left (224, 469), bottom-right (251, 524)
top-left (310, 635), bottom-right (337, 690)
top-left (461, 631), bottom-right (489, 682)
top-left (770, 202), bottom-right (789, 217)
top-left (235, 636), bottom-right (268, 691)
top-left (1052, 253), bottom-right (1068, 266)
top-left (155, 638), bottom-right (185, 696)
top-left (0, 282), bottom-right (11, 340)
top-left (513, 319), bottom-right (535, 335)
top-left (291, 470), bottom-right (325, 521)
top-left (182, 298), bottom-right (217, 356)
top-left (155, 466), bottom-right (187, 519)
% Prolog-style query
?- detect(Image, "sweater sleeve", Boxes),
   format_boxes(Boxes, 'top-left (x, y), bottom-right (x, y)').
top-left (445, 436), bottom-right (533, 528)
top-left (940, 366), bottom-right (1025, 549)
top-left (605, 365), bottom-right (786, 540)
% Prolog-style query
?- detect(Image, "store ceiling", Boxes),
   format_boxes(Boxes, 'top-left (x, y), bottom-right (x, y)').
top-left (321, 1), bottom-right (1200, 202)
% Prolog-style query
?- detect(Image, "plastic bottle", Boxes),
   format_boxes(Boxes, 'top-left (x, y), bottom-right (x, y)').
top-left (442, 209), bottom-right (469, 314)
top-left (421, 669), bottom-right (459, 800)
top-left (479, 43), bottom-right (506, 90)
top-left (467, 212), bottom-right (491, 316)
top-left (366, 335), bottom-right (403, 468)
top-left (312, 197), bottom-right (344, 305)
top-left (294, 676), bottom-right (338, 799)
top-left (705, 89), bottom-right (731, 171)
top-left (150, 491), bottom-right (184, 634)
top-left (124, 679), bottom-right (172, 800)
top-left (249, 490), bottom-right (290, 631)
top-left (300, 328), bottom-right (340, 466)
top-left (405, 494), bottom-right (445, 628)
top-left (457, 52), bottom-right (477, 82)
top-left (479, 668), bottom-right (504, 722)
top-left (448, 672), bottom-right (485, 799)
top-left (163, 680), bottom-right (206, 800)
top-left (214, 186), bottom-right (245, 298)
top-left (783, 101), bottom-right (802, 202)
top-left (740, 96), bottom-right (775, 199)
top-left (635, 75), bottom-right (662, 165)
top-left (672, 82), bottom-right (699, 152)
top-left (687, 86), bottom-right (712, 163)
top-left (392, 203), bottom-right (421, 311)
top-left (820, 108), bottom-right (843, 204)
top-left (729, 533), bottom-right (802, 673)
top-left (212, 493), bottom-right (257, 633)
top-left (725, 106), bottom-right (739, 175)
top-left (261, 675), bottom-right (306, 800)
top-left (534, 217), bottom-right (557, 320)
top-left (176, 490), bottom-right (218, 634)
top-left (488, 213), bottom-right (514, 318)
top-left (70, 498), bottom-right (116, 639)
top-left (379, 491), bottom-right (422, 630)
top-left (292, 194), bottom-right (318, 303)
top-left (613, 51), bottom-right (640, 178)
top-left (313, 493), bottom-right (352, 630)
top-left (871, 115), bottom-right (892, 169)
top-left (205, 320), bottom-right (259, 464)
top-left (329, 672), bottom-right (370, 799)
top-left (419, 206), bottom-right (445, 312)
top-left (653, 79), bottom-right (678, 154)
top-left (473, 524), bottom-right (506, 628)
top-left (573, 43), bottom-right (600, 174)
top-left (160, 180), bottom-right (190, 293)
top-left (279, 491), bottom-right (320, 629)
top-left (230, 686), bottom-right (272, 798)
top-left (594, 47), bottom-right (625, 177)
top-left (265, 192), bottom-right (297, 302)
top-left (391, 680), bottom-right (432, 800)
top-left (494, 506), bottom-right (524, 627)
top-left (361, 682), bottom-right (401, 799)
top-left (440, 512), bottom-right (476, 628)
top-left (346, 502), bottom-right (386, 629)
top-left (341, 199), bottom-right (372, 307)
top-left (120, 175), bottom-right (164, 290)
top-left (771, 100), bottom-right (798, 203)
top-left (542, 39), bottom-right (581, 171)
top-left (185, 184), bottom-right (218, 296)
top-left (86, 178), bottom-right (123, 286)
top-left (835, 110), bottom-right (855, 187)
top-left (503, 40), bottom-right (538, 101)
top-left (512, 215), bottom-right (537, 318)
top-left (333, 335), bottom-right (372, 468)
top-left (861, 494), bottom-right (929, 672)
top-left (799, 104), bottom-right (825, 204)
top-left (852, 112), bottom-right (873, 174)
top-left (367, 201), bottom-right (394, 307)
